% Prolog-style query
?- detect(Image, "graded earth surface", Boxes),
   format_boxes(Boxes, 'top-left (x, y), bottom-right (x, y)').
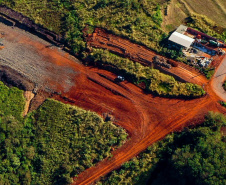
top-left (0, 22), bottom-right (225, 185)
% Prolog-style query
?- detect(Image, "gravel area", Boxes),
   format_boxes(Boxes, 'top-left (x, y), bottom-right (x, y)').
top-left (0, 22), bottom-right (78, 93)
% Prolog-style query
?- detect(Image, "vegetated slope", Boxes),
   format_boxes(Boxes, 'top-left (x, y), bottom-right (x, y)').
top-left (181, 0), bottom-right (226, 28)
top-left (0, 82), bottom-right (127, 185)
top-left (97, 112), bottom-right (226, 185)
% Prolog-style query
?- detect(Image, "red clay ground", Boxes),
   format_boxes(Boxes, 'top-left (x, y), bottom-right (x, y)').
top-left (0, 24), bottom-right (226, 185)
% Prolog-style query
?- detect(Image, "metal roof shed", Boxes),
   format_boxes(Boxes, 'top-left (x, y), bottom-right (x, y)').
top-left (169, 31), bottom-right (195, 48)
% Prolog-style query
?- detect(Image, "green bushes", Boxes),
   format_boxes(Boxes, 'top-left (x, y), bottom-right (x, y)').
top-left (201, 67), bottom-right (215, 79)
top-left (0, 81), bottom-right (25, 120)
top-left (0, 82), bottom-right (127, 185)
top-left (98, 112), bottom-right (226, 185)
top-left (91, 49), bottom-right (205, 97)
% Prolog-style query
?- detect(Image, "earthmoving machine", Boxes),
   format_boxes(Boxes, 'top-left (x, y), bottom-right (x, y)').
top-left (153, 56), bottom-right (171, 69)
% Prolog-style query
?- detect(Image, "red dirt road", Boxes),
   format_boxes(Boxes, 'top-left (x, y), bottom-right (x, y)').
top-left (0, 24), bottom-right (225, 185)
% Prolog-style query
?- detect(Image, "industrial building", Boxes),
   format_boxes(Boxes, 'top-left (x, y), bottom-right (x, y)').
top-left (168, 25), bottom-right (225, 68)
top-left (169, 31), bottom-right (195, 48)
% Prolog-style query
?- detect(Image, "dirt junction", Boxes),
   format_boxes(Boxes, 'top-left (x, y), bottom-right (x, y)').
top-left (0, 22), bottom-right (225, 185)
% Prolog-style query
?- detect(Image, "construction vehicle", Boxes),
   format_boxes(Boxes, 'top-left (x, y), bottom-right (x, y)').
top-left (209, 40), bottom-right (220, 47)
top-left (153, 56), bottom-right (172, 69)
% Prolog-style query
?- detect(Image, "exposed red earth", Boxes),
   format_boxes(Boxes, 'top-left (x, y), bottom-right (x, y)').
top-left (0, 23), bottom-right (226, 185)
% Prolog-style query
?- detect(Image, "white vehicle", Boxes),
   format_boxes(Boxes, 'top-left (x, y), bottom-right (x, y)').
top-left (116, 76), bottom-right (125, 82)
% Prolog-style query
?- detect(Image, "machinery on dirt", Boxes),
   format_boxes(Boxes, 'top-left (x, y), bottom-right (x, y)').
top-left (152, 56), bottom-right (172, 69)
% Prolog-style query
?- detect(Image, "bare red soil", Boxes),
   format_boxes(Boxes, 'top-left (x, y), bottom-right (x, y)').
top-left (0, 24), bottom-right (226, 185)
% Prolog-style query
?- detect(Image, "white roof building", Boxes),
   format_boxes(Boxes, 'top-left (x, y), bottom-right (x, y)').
top-left (169, 31), bottom-right (195, 48)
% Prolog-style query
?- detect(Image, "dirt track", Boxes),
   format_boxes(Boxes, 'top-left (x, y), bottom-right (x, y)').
top-left (0, 23), bottom-right (225, 185)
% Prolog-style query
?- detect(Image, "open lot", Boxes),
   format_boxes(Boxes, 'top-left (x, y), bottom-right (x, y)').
top-left (0, 22), bottom-right (226, 185)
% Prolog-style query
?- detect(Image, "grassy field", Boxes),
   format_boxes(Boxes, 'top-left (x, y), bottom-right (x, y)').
top-left (163, 0), bottom-right (226, 32)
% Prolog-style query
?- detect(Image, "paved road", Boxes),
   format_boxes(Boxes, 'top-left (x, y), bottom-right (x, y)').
top-left (211, 55), bottom-right (226, 101)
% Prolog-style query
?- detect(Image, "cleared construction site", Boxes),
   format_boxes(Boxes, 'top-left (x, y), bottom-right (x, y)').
top-left (0, 11), bottom-right (226, 185)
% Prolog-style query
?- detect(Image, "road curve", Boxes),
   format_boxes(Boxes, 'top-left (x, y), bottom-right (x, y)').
top-left (211, 55), bottom-right (226, 101)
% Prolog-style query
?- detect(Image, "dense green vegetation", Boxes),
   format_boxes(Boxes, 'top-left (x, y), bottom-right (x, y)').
top-left (0, 82), bottom-right (127, 185)
top-left (0, 81), bottom-right (25, 120)
top-left (201, 67), bottom-right (215, 80)
top-left (90, 49), bottom-right (205, 97)
top-left (97, 112), bottom-right (226, 185)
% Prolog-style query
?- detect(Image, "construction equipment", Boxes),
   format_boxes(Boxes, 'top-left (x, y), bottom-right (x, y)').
top-left (153, 56), bottom-right (172, 69)
top-left (209, 40), bottom-right (220, 47)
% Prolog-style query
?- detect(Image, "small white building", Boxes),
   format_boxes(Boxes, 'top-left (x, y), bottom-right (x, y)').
top-left (169, 31), bottom-right (195, 48)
